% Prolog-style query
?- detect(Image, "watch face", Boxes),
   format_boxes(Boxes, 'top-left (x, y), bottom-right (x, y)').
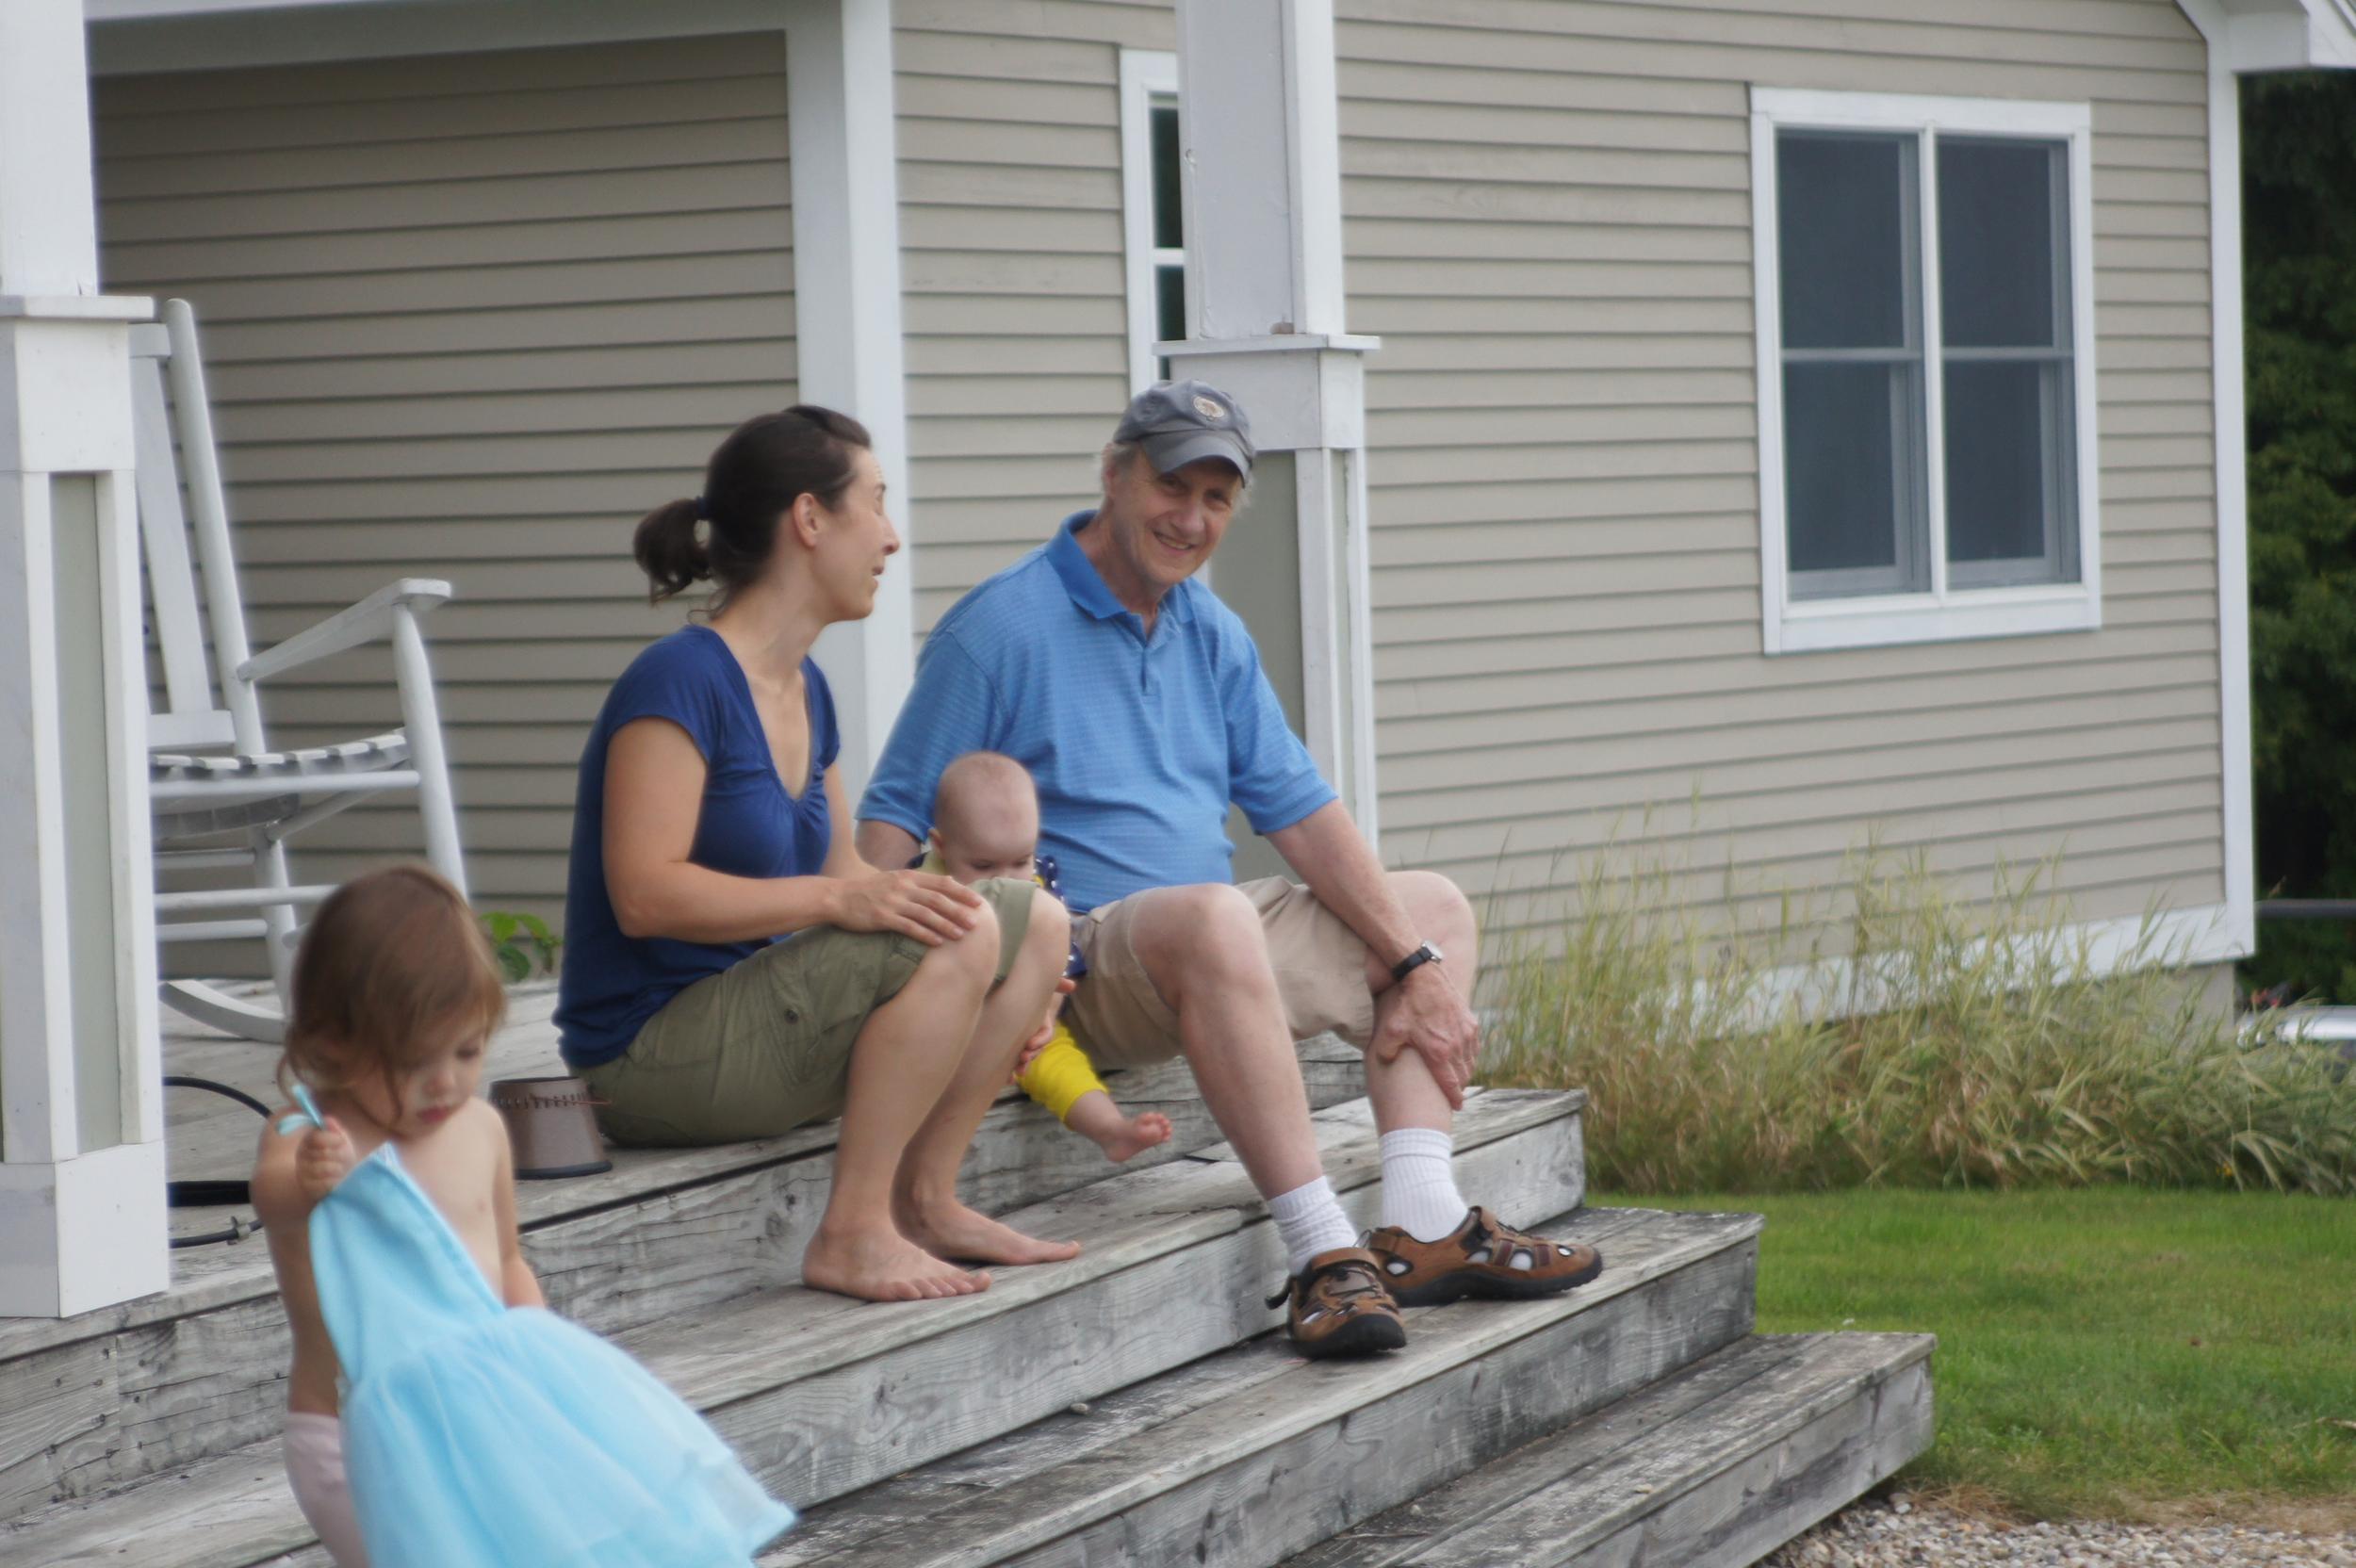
top-left (1425, 943), bottom-right (1444, 964)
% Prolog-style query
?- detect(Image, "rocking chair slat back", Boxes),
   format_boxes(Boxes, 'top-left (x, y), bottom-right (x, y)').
top-left (158, 298), bottom-right (265, 753)
top-left (129, 321), bottom-right (224, 741)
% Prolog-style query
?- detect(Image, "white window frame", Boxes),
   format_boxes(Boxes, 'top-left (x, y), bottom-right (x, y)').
top-left (1750, 87), bottom-right (2102, 655)
top-left (1120, 48), bottom-right (1182, 392)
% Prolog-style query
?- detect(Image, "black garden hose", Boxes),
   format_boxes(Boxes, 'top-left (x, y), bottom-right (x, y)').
top-left (163, 1074), bottom-right (271, 1249)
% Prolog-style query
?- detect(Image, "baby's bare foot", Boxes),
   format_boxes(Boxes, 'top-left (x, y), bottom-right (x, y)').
top-left (801, 1222), bottom-right (989, 1302)
top-left (1094, 1110), bottom-right (1174, 1164)
top-left (897, 1199), bottom-right (1083, 1267)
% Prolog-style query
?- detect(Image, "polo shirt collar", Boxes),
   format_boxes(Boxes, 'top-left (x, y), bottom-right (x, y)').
top-left (1049, 511), bottom-right (1196, 625)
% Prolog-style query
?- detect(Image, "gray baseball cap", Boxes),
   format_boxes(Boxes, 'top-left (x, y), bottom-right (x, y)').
top-left (1114, 380), bottom-right (1254, 478)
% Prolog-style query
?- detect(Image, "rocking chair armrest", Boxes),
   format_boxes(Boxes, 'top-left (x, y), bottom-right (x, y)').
top-left (237, 578), bottom-right (453, 684)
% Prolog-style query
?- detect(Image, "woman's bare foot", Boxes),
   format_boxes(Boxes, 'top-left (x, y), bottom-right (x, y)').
top-left (802, 1219), bottom-right (989, 1302)
top-left (896, 1198), bottom-right (1083, 1268)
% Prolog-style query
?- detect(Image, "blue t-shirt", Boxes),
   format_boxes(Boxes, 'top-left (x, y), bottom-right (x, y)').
top-left (858, 512), bottom-right (1335, 914)
top-left (556, 626), bottom-right (840, 1068)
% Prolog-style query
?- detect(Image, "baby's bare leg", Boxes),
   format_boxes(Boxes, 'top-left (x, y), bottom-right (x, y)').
top-left (1063, 1090), bottom-right (1174, 1164)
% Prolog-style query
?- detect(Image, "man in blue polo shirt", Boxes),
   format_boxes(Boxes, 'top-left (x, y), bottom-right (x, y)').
top-left (857, 382), bottom-right (1600, 1356)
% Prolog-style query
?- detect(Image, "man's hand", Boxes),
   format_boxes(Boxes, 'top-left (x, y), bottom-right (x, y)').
top-left (1369, 963), bottom-right (1481, 1109)
top-left (296, 1117), bottom-right (359, 1203)
top-left (829, 869), bottom-right (986, 944)
top-left (1015, 979), bottom-right (1078, 1081)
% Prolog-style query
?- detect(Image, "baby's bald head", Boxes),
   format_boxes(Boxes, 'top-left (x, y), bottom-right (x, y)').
top-left (930, 752), bottom-right (1040, 884)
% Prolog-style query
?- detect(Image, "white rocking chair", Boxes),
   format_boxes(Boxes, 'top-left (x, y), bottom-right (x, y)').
top-left (133, 298), bottom-right (466, 1043)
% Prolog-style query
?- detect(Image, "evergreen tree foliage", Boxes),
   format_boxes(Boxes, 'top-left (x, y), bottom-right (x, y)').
top-left (2241, 73), bottom-right (2356, 1002)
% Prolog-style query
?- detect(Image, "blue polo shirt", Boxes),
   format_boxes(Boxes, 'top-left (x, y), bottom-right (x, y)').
top-left (859, 512), bottom-right (1335, 914)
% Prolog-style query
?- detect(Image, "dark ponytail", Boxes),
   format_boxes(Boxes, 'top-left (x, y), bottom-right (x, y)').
top-left (631, 498), bottom-right (709, 602)
top-left (632, 404), bottom-right (874, 607)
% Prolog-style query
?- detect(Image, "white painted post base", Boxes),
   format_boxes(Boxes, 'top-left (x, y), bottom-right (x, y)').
top-left (0, 1141), bottom-right (168, 1318)
top-left (1, 0), bottom-right (170, 1318)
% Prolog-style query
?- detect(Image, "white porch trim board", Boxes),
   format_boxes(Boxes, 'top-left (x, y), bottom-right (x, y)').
top-left (792, 0), bottom-right (916, 797)
top-left (0, 0), bottom-right (167, 1318)
top-left (2174, 0), bottom-right (2273, 968)
top-left (88, 0), bottom-right (814, 71)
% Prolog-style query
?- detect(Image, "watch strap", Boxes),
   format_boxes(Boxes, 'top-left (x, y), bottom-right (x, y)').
top-left (1389, 942), bottom-right (1439, 984)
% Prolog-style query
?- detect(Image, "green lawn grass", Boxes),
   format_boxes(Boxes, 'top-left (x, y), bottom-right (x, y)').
top-left (1601, 1186), bottom-right (2356, 1521)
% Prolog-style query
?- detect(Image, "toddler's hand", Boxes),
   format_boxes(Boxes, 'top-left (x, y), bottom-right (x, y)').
top-left (296, 1117), bottom-right (358, 1202)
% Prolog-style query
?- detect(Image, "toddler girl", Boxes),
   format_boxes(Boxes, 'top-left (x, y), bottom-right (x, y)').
top-left (251, 863), bottom-right (793, 1567)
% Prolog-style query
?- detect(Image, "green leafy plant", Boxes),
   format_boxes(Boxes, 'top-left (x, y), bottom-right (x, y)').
top-left (481, 910), bottom-right (561, 984)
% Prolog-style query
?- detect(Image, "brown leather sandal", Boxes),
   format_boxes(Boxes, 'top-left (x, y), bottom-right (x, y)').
top-left (1364, 1207), bottom-right (1603, 1307)
top-left (1265, 1246), bottom-right (1408, 1358)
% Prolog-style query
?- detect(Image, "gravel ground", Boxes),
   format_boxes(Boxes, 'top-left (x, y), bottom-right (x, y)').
top-left (1764, 1494), bottom-right (2356, 1566)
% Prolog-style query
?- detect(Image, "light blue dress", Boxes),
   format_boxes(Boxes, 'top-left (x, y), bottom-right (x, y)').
top-left (283, 1087), bottom-right (795, 1566)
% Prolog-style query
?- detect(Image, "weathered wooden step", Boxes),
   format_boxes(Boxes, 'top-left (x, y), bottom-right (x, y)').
top-left (760, 1204), bottom-right (1762, 1568)
top-left (0, 1039), bottom-right (1365, 1524)
top-left (1283, 1331), bottom-right (1936, 1568)
top-left (2, 1090), bottom-right (1586, 1568)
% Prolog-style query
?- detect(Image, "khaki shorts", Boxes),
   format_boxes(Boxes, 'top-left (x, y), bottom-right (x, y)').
top-left (1066, 876), bottom-right (1376, 1070)
top-left (577, 877), bottom-right (1037, 1147)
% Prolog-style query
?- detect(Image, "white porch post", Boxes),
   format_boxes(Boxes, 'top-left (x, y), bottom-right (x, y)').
top-left (0, 0), bottom-right (168, 1316)
top-left (786, 0), bottom-right (913, 799)
top-left (1167, 0), bottom-right (1383, 841)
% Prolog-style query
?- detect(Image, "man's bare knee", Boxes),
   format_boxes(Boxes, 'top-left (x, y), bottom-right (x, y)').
top-left (1137, 884), bottom-right (1271, 1000)
top-left (1394, 870), bottom-right (1475, 947)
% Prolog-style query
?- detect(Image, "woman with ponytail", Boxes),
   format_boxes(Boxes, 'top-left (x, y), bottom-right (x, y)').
top-left (555, 408), bottom-right (1081, 1302)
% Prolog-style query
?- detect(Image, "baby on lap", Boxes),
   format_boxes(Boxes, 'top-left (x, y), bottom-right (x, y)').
top-left (927, 752), bottom-right (1172, 1164)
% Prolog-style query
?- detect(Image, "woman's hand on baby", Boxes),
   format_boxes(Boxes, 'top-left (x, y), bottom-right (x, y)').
top-left (830, 869), bottom-right (986, 944)
top-left (295, 1117), bottom-right (358, 1202)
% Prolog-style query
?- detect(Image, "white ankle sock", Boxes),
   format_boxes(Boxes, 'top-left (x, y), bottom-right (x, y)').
top-left (1380, 1127), bottom-right (1470, 1243)
top-left (1268, 1175), bottom-right (1358, 1275)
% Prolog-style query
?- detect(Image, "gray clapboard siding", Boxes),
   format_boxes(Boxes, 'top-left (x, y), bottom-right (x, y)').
top-left (95, 33), bottom-right (797, 945)
top-left (101, 0), bottom-right (2232, 979)
top-left (894, 2), bottom-right (1146, 646)
top-left (1334, 0), bottom-right (2227, 938)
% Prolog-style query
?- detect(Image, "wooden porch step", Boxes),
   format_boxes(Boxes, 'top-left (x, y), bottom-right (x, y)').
top-left (1, 1089), bottom-right (1587, 1566)
top-left (761, 1204), bottom-right (1763, 1568)
top-left (0, 1037), bottom-right (1366, 1523)
top-left (1283, 1331), bottom-right (1936, 1568)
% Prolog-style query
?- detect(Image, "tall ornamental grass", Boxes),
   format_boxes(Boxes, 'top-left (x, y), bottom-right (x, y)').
top-left (1483, 849), bottom-right (2356, 1196)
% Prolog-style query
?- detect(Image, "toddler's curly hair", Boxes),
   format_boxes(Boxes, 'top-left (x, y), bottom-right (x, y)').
top-left (278, 863), bottom-right (507, 1103)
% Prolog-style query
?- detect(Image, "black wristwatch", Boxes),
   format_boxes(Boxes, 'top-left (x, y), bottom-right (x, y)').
top-left (1389, 941), bottom-right (1443, 983)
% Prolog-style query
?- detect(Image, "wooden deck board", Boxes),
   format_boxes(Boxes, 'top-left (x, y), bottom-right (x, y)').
top-left (761, 1205), bottom-right (1759, 1567)
top-left (1285, 1331), bottom-right (1936, 1568)
top-left (769, 1205), bottom-right (1669, 1566)
top-left (2, 1096), bottom-right (1595, 1568)
top-left (3, 992), bottom-right (1371, 1519)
